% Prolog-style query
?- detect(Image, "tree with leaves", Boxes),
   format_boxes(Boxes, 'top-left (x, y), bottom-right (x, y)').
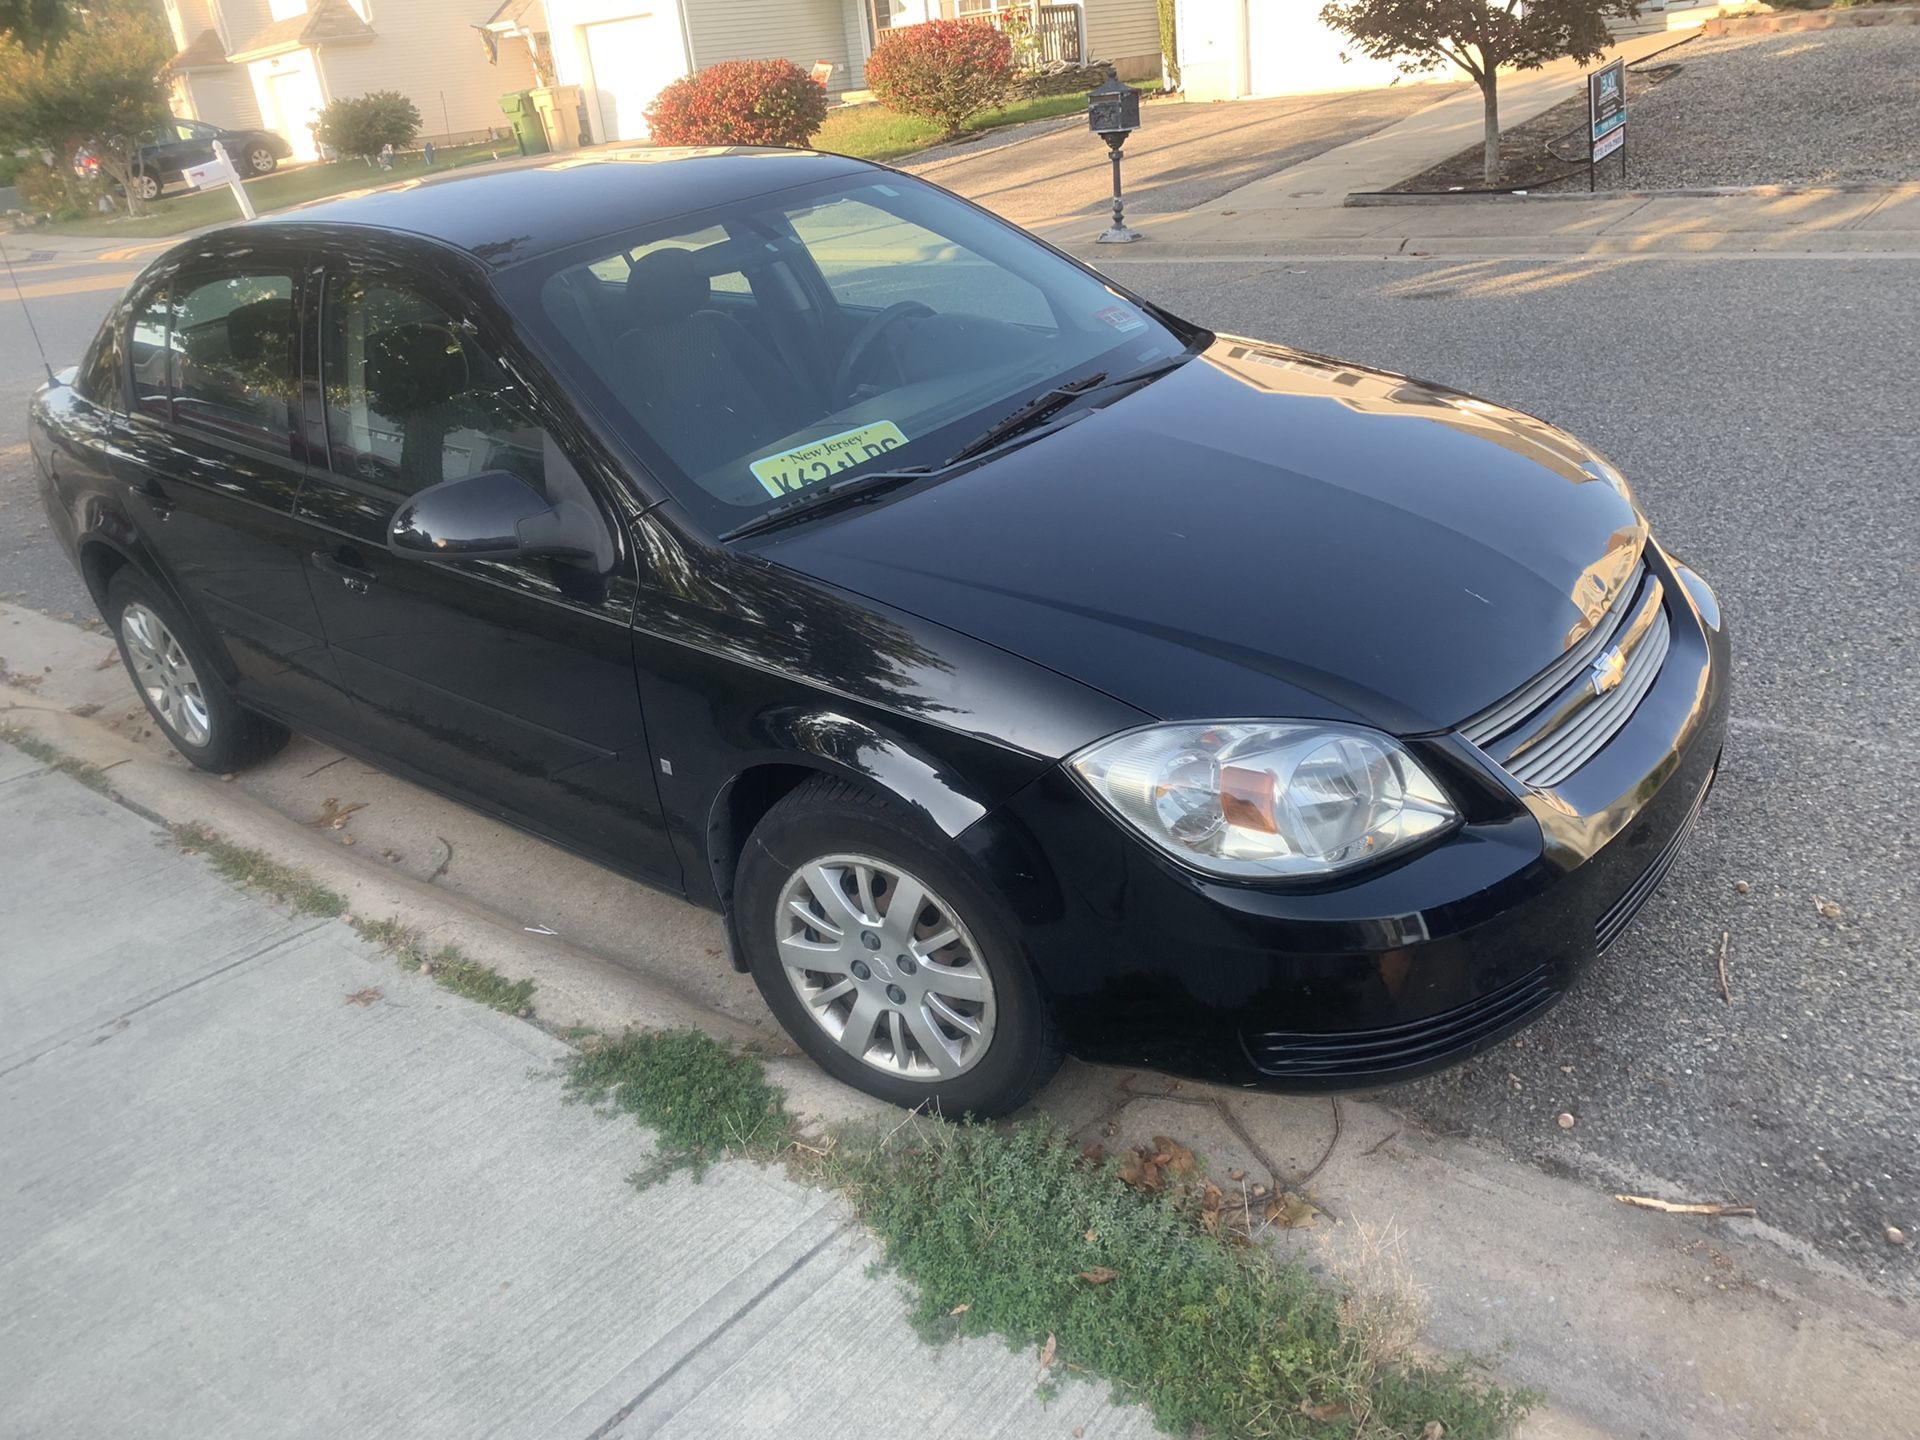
top-left (1318, 0), bottom-right (1638, 186)
top-left (0, 0), bottom-right (69, 50)
top-left (0, 0), bottom-right (170, 213)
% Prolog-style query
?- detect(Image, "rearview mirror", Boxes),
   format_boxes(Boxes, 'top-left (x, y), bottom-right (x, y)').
top-left (387, 470), bottom-right (600, 562)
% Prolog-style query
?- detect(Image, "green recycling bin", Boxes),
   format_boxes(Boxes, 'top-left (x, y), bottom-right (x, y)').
top-left (499, 90), bottom-right (549, 156)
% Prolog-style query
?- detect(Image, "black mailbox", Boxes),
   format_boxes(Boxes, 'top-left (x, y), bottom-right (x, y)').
top-left (1087, 69), bottom-right (1141, 138)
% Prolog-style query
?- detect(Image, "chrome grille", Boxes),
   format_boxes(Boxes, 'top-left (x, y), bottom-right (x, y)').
top-left (1461, 564), bottom-right (1671, 790)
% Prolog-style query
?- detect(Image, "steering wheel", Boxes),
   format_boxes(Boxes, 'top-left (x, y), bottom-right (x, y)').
top-left (830, 301), bottom-right (933, 409)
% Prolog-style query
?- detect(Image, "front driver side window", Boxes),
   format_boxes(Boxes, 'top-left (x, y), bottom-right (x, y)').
top-left (322, 273), bottom-right (548, 497)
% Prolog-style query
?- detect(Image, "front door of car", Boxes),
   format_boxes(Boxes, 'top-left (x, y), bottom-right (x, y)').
top-left (291, 260), bottom-right (679, 886)
top-left (113, 259), bottom-right (357, 733)
top-left (169, 121), bottom-right (218, 175)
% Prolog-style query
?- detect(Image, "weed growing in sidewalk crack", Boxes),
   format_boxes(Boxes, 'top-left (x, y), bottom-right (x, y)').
top-left (561, 1029), bottom-right (790, 1186)
top-left (354, 917), bottom-right (535, 1016)
top-left (562, 1029), bottom-right (1533, 1437)
top-left (171, 822), bottom-right (346, 917)
top-left (0, 722), bottom-right (111, 793)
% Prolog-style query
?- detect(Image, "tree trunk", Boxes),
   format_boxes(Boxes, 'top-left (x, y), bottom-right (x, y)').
top-left (1480, 75), bottom-right (1501, 187)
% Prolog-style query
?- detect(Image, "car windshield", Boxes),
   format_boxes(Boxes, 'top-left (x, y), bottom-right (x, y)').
top-left (498, 172), bottom-right (1194, 531)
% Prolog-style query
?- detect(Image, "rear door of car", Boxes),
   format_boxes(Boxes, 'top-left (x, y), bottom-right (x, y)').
top-left (113, 249), bottom-right (357, 733)
top-left (289, 249), bottom-right (679, 885)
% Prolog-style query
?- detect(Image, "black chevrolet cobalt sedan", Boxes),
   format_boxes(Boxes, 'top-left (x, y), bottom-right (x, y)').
top-left (30, 149), bottom-right (1728, 1115)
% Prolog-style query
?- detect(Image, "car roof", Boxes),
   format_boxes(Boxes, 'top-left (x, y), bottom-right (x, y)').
top-left (245, 148), bottom-right (876, 269)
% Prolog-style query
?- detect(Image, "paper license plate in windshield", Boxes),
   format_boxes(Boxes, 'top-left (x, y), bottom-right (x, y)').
top-left (749, 421), bottom-right (909, 498)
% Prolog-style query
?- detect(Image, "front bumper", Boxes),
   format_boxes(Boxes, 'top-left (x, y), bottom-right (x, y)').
top-left (986, 541), bottom-right (1731, 1091)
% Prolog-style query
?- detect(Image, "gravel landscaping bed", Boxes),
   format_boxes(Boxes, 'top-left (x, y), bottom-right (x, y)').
top-left (1390, 25), bottom-right (1920, 193)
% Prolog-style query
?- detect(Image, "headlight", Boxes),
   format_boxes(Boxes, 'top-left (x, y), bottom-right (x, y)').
top-left (1069, 722), bottom-right (1458, 880)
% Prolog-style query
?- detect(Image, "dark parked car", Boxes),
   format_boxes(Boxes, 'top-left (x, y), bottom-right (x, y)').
top-left (29, 150), bottom-right (1728, 1115)
top-left (101, 118), bottom-right (291, 201)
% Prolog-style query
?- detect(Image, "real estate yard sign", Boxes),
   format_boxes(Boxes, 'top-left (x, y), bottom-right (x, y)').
top-left (1589, 60), bottom-right (1627, 189)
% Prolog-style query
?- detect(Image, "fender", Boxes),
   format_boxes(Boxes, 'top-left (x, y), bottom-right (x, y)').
top-left (701, 704), bottom-right (1070, 970)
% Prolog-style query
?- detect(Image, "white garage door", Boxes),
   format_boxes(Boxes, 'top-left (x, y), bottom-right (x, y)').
top-left (583, 13), bottom-right (684, 142)
top-left (1245, 2), bottom-right (1404, 97)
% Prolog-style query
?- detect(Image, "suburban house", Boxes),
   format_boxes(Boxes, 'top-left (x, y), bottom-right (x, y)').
top-left (481, 0), bottom-right (1163, 146)
top-left (161, 0), bottom-right (537, 163)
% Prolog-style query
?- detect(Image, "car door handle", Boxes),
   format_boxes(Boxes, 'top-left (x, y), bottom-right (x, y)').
top-left (312, 549), bottom-right (377, 595)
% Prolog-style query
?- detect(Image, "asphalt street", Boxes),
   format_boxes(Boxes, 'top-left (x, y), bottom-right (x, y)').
top-left (1101, 252), bottom-right (1919, 1288)
top-left (2, 246), bottom-right (1914, 1289)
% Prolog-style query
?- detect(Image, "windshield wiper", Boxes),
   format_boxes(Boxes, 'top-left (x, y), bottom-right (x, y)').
top-left (939, 370), bottom-right (1111, 467)
top-left (720, 465), bottom-right (935, 542)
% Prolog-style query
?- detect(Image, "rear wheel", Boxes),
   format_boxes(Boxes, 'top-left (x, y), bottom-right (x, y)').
top-left (737, 776), bottom-right (1060, 1117)
top-left (105, 569), bottom-right (287, 773)
top-left (246, 146), bottom-right (277, 175)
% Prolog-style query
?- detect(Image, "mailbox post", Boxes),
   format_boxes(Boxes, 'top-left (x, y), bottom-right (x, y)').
top-left (1086, 69), bottom-right (1142, 244)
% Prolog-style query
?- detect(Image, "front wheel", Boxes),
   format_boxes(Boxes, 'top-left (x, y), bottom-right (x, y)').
top-left (129, 171), bottom-right (160, 202)
top-left (737, 776), bottom-right (1060, 1117)
top-left (246, 146), bottom-right (277, 175)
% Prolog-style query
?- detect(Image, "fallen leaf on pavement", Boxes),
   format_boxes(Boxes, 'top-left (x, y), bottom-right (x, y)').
top-left (1078, 1266), bottom-right (1119, 1285)
top-left (344, 987), bottom-right (381, 1006)
top-left (1039, 1332), bottom-right (1056, 1375)
top-left (1080, 1142), bottom-right (1104, 1165)
top-left (1118, 1148), bottom-right (1163, 1193)
top-left (1265, 1191), bottom-right (1320, 1228)
top-left (1813, 895), bottom-right (1842, 921)
top-left (1152, 1134), bottom-right (1197, 1176)
top-left (310, 797), bottom-right (366, 829)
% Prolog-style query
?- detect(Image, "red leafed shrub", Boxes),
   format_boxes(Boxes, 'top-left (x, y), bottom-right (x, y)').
top-left (865, 19), bottom-right (1014, 137)
top-left (645, 58), bottom-right (830, 149)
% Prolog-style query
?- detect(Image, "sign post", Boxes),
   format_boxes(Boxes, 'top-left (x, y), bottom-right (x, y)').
top-left (1588, 59), bottom-right (1627, 193)
top-left (183, 140), bottom-right (255, 221)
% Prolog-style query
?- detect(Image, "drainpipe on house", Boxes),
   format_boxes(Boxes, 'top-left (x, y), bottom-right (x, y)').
top-left (674, 0), bottom-right (697, 72)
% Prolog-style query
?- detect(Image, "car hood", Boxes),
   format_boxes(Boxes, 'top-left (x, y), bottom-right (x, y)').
top-left (748, 336), bottom-right (1646, 737)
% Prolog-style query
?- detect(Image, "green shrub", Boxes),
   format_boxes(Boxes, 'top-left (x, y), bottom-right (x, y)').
top-left (865, 19), bottom-right (1014, 138)
top-left (314, 89), bottom-right (421, 161)
top-left (10, 157), bottom-right (90, 217)
top-left (644, 58), bottom-right (830, 148)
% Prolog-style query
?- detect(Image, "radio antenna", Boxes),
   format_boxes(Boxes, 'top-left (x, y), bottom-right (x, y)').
top-left (0, 236), bottom-right (58, 384)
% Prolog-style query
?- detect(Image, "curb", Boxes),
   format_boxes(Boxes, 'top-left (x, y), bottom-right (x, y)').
top-left (1347, 180), bottom-right (1920, 206)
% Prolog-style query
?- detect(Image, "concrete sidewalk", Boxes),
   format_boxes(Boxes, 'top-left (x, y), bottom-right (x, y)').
top-left (1021, 31), bottom-right (1920, 259)
top-left (0, 751), bottom-right (1156, 1440)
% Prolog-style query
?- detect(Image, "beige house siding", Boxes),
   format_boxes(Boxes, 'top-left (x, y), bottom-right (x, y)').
top-left (320, 0), bottom-right (537, 136)
top-left (1082, 0), bottom-right (1160, 76)
top-left (682, 0), bottom-right (857, 93)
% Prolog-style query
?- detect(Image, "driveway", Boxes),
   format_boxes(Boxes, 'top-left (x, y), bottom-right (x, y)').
top-left (902, 85), bottom-right (1462, 227)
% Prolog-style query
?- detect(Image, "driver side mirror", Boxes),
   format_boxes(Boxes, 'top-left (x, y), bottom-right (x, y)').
top-left (387, 470), bottom-right (602, 563)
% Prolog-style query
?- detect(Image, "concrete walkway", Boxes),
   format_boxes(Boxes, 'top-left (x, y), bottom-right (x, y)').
top-left (0, 750), bottom-right (1157, 1440)
top-left (1006, 31), bottom-right (1920, 258)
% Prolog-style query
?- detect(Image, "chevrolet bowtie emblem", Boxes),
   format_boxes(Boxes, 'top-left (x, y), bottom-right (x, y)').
top-left (1589, 645), bottom-right (1627, 695)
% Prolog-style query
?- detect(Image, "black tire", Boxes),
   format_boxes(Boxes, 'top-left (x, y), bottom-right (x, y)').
top-left (247, 146), bottom-right (277, 175)
top-left (129, 171), bottom-right (159, 202)
top-left (105, 568), bottom-right (288, 773)
top-left (737, 776), bottom-right (1061, 1117)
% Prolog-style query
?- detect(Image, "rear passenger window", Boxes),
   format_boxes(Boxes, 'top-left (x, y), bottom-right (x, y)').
top-left (321, 273), bottom-right (548, 496)
top-left (130, 286), bottom-right (169, 420)
top-left (76, 316), bottom-right (124, 412)
top-left (166, 271), bottom-right (297, 452)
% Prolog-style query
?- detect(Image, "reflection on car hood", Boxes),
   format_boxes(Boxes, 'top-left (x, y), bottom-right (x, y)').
top-left (750, 336), bottom-right (1647, 736)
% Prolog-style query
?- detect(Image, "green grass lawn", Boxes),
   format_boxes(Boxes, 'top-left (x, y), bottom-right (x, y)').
top-left (44, 140), bottom-right (512, 238)
top-left (814, 91), bottom-right (1095, 164)
top-left (42, 92), bottom-right (1105, 238)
